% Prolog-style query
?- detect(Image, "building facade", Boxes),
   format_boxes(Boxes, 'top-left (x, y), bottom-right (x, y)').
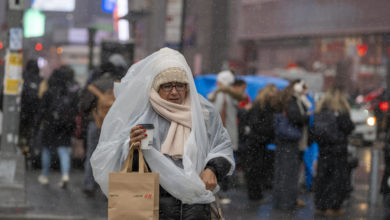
top-left (230, 0), bottom-right (390, 93)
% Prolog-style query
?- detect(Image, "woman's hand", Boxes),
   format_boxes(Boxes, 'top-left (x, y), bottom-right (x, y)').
top-left (200, 168), bottom-right (217, 191)
top-left (129, 125), bottom-right (147, 149)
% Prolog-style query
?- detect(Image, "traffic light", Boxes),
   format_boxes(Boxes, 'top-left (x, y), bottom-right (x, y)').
top-left (35, 43), bottom-right (43, 51)
top-left (357, 44), bottom-right (368, 57)
top-left (379, 101), bottom-right (389, 112)
top-left (0, 42), bottom-right (3, 50)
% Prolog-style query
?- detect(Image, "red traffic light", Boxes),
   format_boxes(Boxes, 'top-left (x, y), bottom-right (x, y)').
top-left (379, 101), bottom-right (389, 112)
top-left (357, 44), bottom-right (368, 57)
top-left (35, 43), bottom-right (43, 51)
top-left (0, 42), bottom-right (3, 50)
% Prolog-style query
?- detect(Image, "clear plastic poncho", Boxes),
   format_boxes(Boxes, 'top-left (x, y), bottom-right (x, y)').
top-left (90, 47), bottom-right (235, 204)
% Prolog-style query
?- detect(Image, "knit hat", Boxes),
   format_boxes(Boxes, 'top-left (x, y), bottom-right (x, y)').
top-left (152, 67), bottom-right (189, 91)
top-left (217, 70), bottom-right (234, 86)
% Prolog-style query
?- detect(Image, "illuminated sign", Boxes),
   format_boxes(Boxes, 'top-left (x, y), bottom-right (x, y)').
top-left (102, 0), bottom-right (116, 13)
top-left (32, 0), bottom-right (75, 12)
top-left (23, 9), bottom-right (45, 38)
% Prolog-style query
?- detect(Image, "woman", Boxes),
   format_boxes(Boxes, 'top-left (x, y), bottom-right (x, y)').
top-left (20, 59), bottom-right (42, 149)
top-left (313, 87), bottom-right (354, 216)
top-left (244, 83), bottom-right (277, 200)
top-left (36, 65), bottom-right (80, 188)
top-left (272, 79), bottom-right (311, 210)
top-left (91, 48), bottom-right (235, 219)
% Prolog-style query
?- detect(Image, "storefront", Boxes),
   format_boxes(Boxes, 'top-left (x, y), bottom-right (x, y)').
top-left (233, 0), bottom-right (390, 94)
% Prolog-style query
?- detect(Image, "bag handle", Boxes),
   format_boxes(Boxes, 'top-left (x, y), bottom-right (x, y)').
top-left (121, 143), bottom-right (149, 173)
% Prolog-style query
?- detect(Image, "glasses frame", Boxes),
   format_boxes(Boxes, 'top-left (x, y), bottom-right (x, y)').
top-left (159, 82), bottom-right (187, 93)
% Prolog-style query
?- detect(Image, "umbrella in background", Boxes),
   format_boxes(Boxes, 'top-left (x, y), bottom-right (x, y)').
top-left (194, 74), bottom-right (289, 101)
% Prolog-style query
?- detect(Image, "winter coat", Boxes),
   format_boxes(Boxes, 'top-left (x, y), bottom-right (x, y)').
top-left (36, 83), bottom-right (80, 147)
top-left (21, 69), bottom-right (41, 124)
top-left (380, 128), bottom-right (390, 195)
top-left (315, 110), bottom-right (354, 155)
top-left (212, 91), bottom-right (239, 151)
top-left (130, 150), bottom-right (230, 219)
top-left (247, 103), bottom-right (275, 145)
top-left (160, 157), bottom-right (230, 219)
top-left (286, 96), bottom-right (311, 151)
top-left (77, 74), bottom-right (115, 139)
top-left (286, 96), bottom-right (309, 129)
top-left (20, 65), bottom-right (42, 141)
top-left (314, 111), bottom-right (354, 210)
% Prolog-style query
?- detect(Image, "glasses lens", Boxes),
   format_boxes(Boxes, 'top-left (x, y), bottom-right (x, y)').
top-left (160, 83), bottom-right (186, 92)
top-left (175, 83), bottom-right (185, 91)
top-left (161, 84), bottom-right (173, 92)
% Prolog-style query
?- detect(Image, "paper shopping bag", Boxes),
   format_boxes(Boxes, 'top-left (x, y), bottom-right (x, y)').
top-left (108, 147), bottom-right (159, 220)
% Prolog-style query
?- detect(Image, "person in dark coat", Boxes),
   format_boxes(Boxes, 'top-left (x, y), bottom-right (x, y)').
top-left (36, 65), bottom-right (80, 188)
top-left (381, 132), bottom-right (390, 220)
top-left (244, 83), bottom-right (277, 200)
top-left (79, 73), bottom-right (115, 195)
top-left (313, 87), bottom-right (355, 216)
top-left (272, 79), bottom-right (311, 210)
top-left (20, 59), bottom-right (42, 148)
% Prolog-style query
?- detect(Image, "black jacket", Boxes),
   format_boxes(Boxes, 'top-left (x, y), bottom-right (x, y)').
top-left (286, 96), bottom-right (309, 129)
top-left (247, 102), bottom-right (275, 145)
top-left (314, 110), bottom-right (354, 155)
top-left (37, 83), bottom-right (79, 147)
top-left (131, 152), bottom-right (230, 219)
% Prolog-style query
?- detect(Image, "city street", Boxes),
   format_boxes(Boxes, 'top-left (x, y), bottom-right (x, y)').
top-left (0, 145), bottom-right (385, 219)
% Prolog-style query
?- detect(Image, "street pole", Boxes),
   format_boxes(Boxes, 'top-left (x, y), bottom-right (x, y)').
top-left (88, 27), bottom-right (96, 71)
top-left (178, 0), bottom-right (186, 53)
top-left (368, 147), bottom-right (380, 205)
top-left (0, 0), bottom-right (26, 208)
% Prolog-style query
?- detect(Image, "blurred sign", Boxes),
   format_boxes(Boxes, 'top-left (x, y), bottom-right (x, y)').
top-left (68, 28), bottom-right (88, 44)
top-left (8, 0), bottom-right (24, 10)
top-left (4, 52), bottom-right (23, 95)
top-left (23, 9), bottom-right (45, 38)
top-left (165, 0), bottom-right (183, 48)
top-left (9, 28), bottom-right (23, 50)
top-left (31, 0), bottom-right (75, 12)
top-left (102, 0), bottom-right (116, 13)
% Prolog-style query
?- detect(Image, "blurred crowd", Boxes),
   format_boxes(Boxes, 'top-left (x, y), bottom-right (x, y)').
top-left (17, 55), bottom-right (374, 217)
top-left (207, 70), bottom-right (357, 216)
top-left (18, 54), bottom-right (126, 193)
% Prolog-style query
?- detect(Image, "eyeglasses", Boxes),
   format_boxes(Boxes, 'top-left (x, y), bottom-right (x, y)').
top-left (160, 82), bottom-right (187, 92)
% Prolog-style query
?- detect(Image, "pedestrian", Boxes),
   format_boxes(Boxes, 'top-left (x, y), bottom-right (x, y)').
top-left (244, 83), bottom-right (278, 201)
top-left (272, 79), bottom-right (311, 210)
top-left (79, 73), bottom-right (115, 196)
top-left (208, 71), bottom-right (244, 204)
top-left (90, 48), bottom-right (235, 219)
top-left (313, 86), bottom-right (355, 216)
top-left (36, 65), bottom-right (80, 188)
top-left (20, 59), bottom-right (42, 151)
top-left (233, 79), bottom-right (251, 186)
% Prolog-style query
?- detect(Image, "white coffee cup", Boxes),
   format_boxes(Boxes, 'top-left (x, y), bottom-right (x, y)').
top-left (139, 124), bottom-right (154, 150)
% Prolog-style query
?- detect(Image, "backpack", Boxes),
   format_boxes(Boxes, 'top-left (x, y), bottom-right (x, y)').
top-left (313, 110), bottom-right (343, 144)
top-left (47, 87), bottom-right (78, 130)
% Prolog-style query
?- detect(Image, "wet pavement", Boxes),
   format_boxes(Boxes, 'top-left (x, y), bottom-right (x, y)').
top-left (0, 145), bottom-right (385, 219)
top-left (0, 169), bottom-right (107, 220)
top-left (222, 145), bottom-right (385, 220)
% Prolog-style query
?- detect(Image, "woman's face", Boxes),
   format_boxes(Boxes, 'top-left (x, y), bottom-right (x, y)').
top-left (158, 82), bottom-right (187, 104)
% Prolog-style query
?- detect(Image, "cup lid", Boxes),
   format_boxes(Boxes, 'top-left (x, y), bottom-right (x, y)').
top-left (138, 124), bottom-right (154, 129)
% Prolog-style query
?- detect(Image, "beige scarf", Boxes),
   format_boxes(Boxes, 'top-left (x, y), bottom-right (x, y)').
top-left (149, 89), bottom-right (192, 159)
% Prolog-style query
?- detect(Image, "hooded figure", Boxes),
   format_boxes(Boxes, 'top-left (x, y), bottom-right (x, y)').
top-left (91, 48), bottom-right (234, 218)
